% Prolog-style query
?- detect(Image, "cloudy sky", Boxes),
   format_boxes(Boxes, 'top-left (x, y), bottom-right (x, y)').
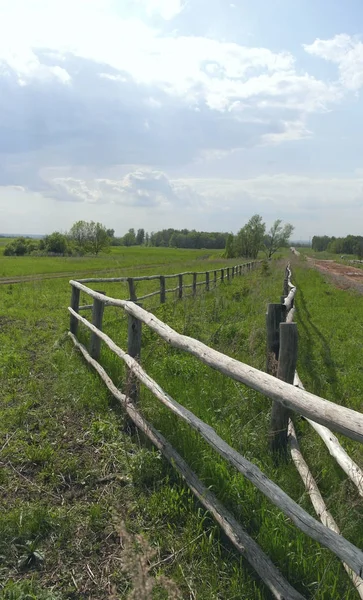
top-left (1, 0), bottom-right (363, 238)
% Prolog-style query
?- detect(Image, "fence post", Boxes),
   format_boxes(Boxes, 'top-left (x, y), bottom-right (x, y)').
top-left (221, 268), bottom-right (224, 282)
top-left (266, 303), bottom-right (286, 374)
top-left (214, 271), bottom-right (217, 287)
top-left (206, 271), bottom-right (210, 291)
top-left (128, 277), bottom-right (137, 302)
top-left (160, 276), bottom-right (166, 304)
top-left (90, 292), bottom-right (105, 360)
top-left (270, 323), bottom-right (298, 455)
top-left (193, 273), bottom-right (197, 296)
top-left (231, 266), bottom-right (235, 279)
top-left (226, 267), bottom-right (230, 281)
top-left (70, 285), bottom-right (80, 335)
top-left (127, 313), bottom-right (142, 404)
top-left (178, 274), bottom-right (183, 299)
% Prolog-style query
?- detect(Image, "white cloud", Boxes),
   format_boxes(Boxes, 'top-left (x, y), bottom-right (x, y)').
top-left (42, 169), bottom-right (363, 217)
top-left (50, 170), bottom-right (200, 210)
top-left (181, 174), bottom-right (363, 216)
top-left (304, 34), bottom-right (363, 91)
top-left (261, 119), bottom-right (312, 144)
top-left (0, 0), bottom-right (339, 120)
top-left (135, 0), bottom-right (186, 20)
top-left (2, 172), bottom-right (363, 237)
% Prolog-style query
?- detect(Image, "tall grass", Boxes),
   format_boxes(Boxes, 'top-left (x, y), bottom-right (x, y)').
top-left (1, 253), bottom-right (362, 598)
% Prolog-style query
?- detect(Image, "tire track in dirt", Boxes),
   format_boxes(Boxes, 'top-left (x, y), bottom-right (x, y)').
top-left (309, 259), bottom-right (363, 294)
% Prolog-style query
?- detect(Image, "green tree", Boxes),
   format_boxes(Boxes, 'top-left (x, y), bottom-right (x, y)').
top-left (223, 234), bottom-right (235, 258)
top-left (44, 232), bottom-right (68, 254)
top-left (88, 222), bottom-right (111, 255)
top-left (136, 228), bottom-right (145, 245)
top-left (4, 237), bottom-right (28, 256)
top-left (68, 221), bottom-right (111, 254)
top-left (68, 220), bottom-right (90, 253)
top-left (263, 220), bottom-right (294, 258)
top-left (121, 228), bottom-right (137, 246)
top-left (235, 215), bottom-right (265, 259)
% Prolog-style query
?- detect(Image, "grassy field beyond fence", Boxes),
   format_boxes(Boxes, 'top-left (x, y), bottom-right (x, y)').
top-left (1, 252), bottom-right (363, 599)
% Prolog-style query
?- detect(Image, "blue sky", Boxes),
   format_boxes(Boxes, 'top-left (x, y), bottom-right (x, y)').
top-left (1, 0), bottom-right (363, 238)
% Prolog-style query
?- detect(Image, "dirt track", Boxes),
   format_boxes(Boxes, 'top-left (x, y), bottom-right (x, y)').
top-left (310, 259), bottom-right (363, 293)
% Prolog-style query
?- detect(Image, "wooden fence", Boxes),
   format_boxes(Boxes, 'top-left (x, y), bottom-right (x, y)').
top-left (67, 263), bottom-right (363, 599)
top-left (269, 263), bottom-right (363, 597)
top-left (76, 260), bottom-right (258, 310)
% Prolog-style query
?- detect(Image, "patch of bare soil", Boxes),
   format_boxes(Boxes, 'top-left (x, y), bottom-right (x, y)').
top-left (310, 259), bottom-right (363, 294)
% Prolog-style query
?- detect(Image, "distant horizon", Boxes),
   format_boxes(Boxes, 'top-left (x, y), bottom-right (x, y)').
top-left (0, 231), bottom-right (322, 246)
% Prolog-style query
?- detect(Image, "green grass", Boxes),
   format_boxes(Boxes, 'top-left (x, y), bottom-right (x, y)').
top-left (300, 248), bottom-right (358, 262)
top-left (1, 252), bottom-right (363, 599)
top-left (0, 246), bottom-right (226, 278)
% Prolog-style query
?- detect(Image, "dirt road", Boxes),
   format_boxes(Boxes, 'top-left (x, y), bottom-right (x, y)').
top-left (309, 259), bottom-right (363, 293)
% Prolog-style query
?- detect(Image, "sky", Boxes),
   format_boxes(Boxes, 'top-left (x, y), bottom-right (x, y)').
top-left (1, 0), bottom-right (363, 238)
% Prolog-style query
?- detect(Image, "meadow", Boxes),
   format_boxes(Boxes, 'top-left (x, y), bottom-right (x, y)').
top-left (1, 247), bottom-right (363, 599)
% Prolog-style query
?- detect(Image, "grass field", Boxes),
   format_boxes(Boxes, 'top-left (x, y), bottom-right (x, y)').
top-left (0, 244), bottom-right (228, 278)
top-left (1, 249), bottom-right (363, 599)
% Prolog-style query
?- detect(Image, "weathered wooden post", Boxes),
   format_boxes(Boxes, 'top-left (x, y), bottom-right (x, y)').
top-left (214, 270), bottom-right (217, 287)
top-left (193, 273), bottom-right (197, 296)
top-left (283, 267), bottom-right (289, 297)
top-left (270, 323), bottom-right (298, 455)
top-left (231, 266), bottom-right (235, 279)
top-left (266, 303), bottom-right (286, 374)
top-left (226, 267), bottom-right (230, 281)
top-left (128, 277), bottom-right (137, 302)
top-left (178, 274), bottom-right (183, 299)
top-left (90, 291), bottom-right (105, 360)
top-left (127, 312), bottom-right (142, 404)
top-left (160, 276), bottom-right (166, 304)
top-left (221, 268), bottom-right (224, 282)
top-left (70, 285), bottom-right (80, 335)
top-left (206, 271), bottom-right (210, 291)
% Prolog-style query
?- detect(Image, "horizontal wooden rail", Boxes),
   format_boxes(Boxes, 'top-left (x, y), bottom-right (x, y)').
top-left (283, 287), bottom-right (296, 311)
top-left (68, 332), bottom-right (305, 600)
top-left (68, 307), bottom-right (363, 577)
top-left (284, 265), bottom-right (363, 498)
top-left (136, 290), bottom-right (161, 301)
top-left (76, 262), bottom-right (256, 284)
top-left (294, 372), bottom-right (363, 497)
top-left (69, 281), bottom-right (363, 444)
top-left (288, 419), bottom-right (363, 598)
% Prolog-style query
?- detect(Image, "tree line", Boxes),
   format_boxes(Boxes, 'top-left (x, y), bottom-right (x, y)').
top-left (312, 235), bottom-right (363, 258)
top-left (3, 217), bottom-right (294, 258)
top-left (3, 222), bottom-right (229, 256)
top-left (224, 215), bottom-right (294, 259)
top-left (4, 221), bottom-right (114, 256)
top-left (112, 228), bottom-right (229, 249)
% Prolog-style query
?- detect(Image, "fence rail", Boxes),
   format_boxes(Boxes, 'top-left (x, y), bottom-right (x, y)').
top-left (76, 260), bottom-right (258, 309)
top-left (67, 261), bottom-right (363, 598)
top-left (270, 263), bottom-right (363, 597)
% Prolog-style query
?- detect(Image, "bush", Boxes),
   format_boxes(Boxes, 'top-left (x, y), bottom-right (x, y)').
top-left (3, 244), bottom-right (16, 256)
top-left (3, 238), bottom-right (35, 256)
top-left (43, 232), bottom-right (68, 255)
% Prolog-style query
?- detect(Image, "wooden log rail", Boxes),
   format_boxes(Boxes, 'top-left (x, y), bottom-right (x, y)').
top-left (68, 332), bottom-right (305, 600)
top-left (68, 306), bottom-right (363, 578)
top-left (77, 261), bottom-right (259, 308)
top-left (68, 264), bottom-right (363, 594)
top-left (271, 262), bottom-right (363, 595)
top-left (69, 280), bottom-right (363, 443)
